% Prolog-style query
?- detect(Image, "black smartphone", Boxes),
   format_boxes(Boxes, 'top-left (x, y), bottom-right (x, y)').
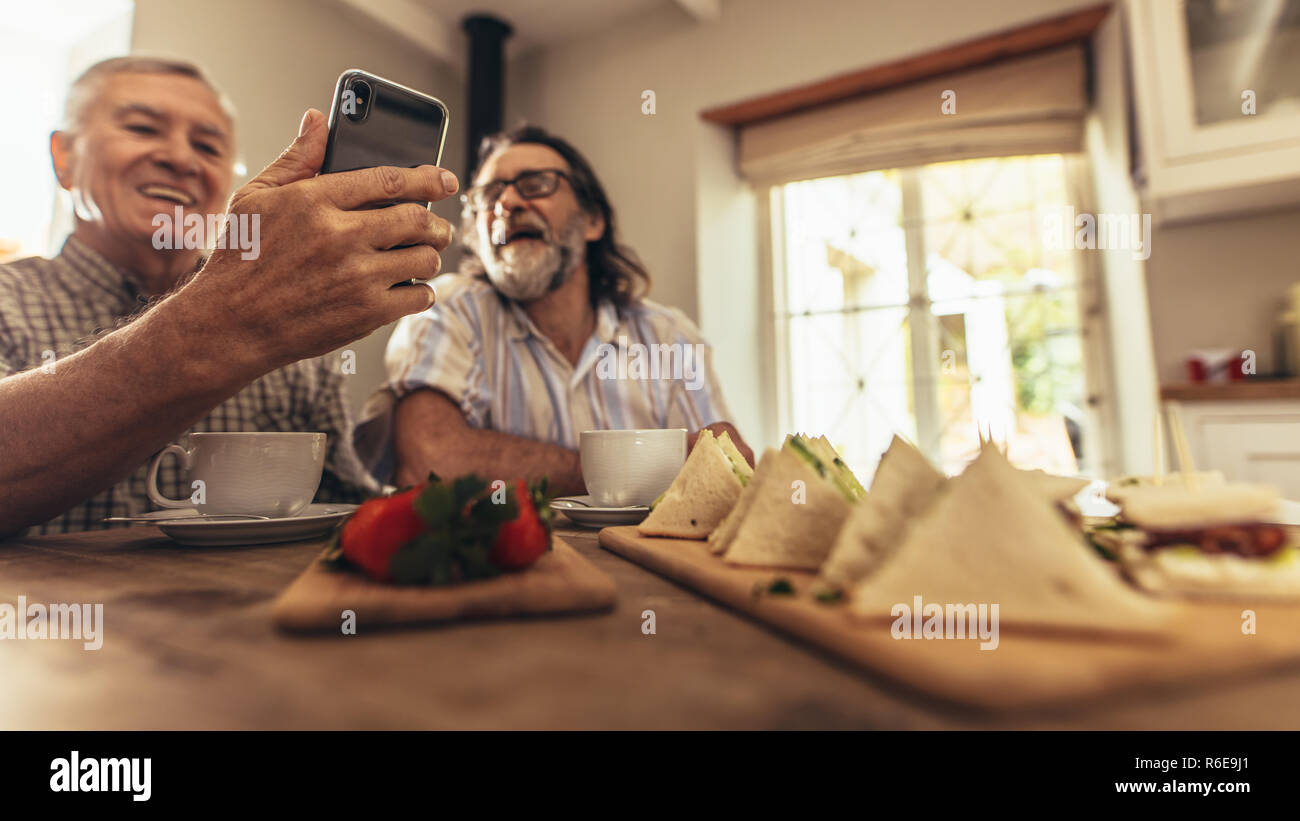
top-left (321, 69), bottom-right (450, 206)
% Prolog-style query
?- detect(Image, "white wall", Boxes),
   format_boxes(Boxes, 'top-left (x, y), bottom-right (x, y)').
top-left (507, 0), bottom-right (1104, 451)
top-left (132, 0), bottom-right (465, 418)
top-left (0, 2), bottom-right (133, 260)
top-left (1146, 206), bottom-right (1300, 383)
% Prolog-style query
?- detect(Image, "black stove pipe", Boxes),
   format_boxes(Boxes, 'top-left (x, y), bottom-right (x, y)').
top-left (462, 14), bottom-right (513, 181)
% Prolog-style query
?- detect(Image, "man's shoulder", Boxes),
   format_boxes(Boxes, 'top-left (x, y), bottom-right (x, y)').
top-left (0, 254), bottom-right (57, 294)
top-left (618, 297), bottom-right (703, 339)
top-left (430, 272), bottom-right (500, 310)
top-left (0, 256), bottom-right (60, 338)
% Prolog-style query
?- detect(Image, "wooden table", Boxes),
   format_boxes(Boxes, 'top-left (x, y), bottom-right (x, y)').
top-left (3, 518), bottom-right (1300, 730)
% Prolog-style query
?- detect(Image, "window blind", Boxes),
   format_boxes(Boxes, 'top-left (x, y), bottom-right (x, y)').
top-left (738, 44), bottom-right (1088, 185)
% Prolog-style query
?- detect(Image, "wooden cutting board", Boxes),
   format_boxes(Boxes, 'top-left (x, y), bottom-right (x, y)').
top-left (599, 525), bottom-right (1300, 711)
top-left (274, 536), bottom-right (616, 633)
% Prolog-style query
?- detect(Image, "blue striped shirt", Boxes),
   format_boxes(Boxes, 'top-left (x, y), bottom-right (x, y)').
top-left (354, 274), bottom-right (733, 482)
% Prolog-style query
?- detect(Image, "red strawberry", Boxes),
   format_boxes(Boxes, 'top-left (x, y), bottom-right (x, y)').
top-left (490, 479), bottom-right (550, 570)
top-left (340, 485), bottom-right (427, 581)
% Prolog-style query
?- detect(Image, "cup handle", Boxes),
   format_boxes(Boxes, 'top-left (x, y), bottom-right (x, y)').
top-left (147, 443), bottom-right (194, 509)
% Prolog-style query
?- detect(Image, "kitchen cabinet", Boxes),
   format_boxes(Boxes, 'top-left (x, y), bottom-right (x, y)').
top-left (1127, 0), bottom-right (1300, 224)
top-left (1164, 397), bottom-right (1300, 499)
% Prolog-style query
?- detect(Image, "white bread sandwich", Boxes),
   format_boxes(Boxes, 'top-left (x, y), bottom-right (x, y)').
top-left (1096, 479), bottom-right (1299, 599)
top-left (807, 435), bottom-right (867, 499)
top-left (1019, 469), bottom-right (1091, 504)
top-left (820, 436), bottom-right (945, 588)
top-left (1104, 471), bottom-right (1226, 505)
top-left (707, 447), bottom-right (776, 555)
top-left (851, 442), bottom-right (1166, 633)
top-left (638, 429), bottom-right (753, 539)
top-left (720, 435), bottom-right (860, 570)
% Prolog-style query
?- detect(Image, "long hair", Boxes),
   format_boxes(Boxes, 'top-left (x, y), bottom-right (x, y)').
top-left (460, 125), bottom-right (651, 309)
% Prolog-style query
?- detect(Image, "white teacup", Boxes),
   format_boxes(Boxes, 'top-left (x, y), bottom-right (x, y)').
top-left (580, 429), bottom-right (686, 508)
top-left (146, 432), bottom-right (326, 518)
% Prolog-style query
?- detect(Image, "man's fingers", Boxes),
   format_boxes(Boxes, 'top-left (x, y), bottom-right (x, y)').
top-left (363, 243), bottom-right (444, 284)
top-left (320, 165), bottom-right (459, 210)
top-left (242, 109), bottom-right (327, 192)
top-left (362, 204), bottom-right (454, 251)
top-left (379, 281), bottom-right (437, 324)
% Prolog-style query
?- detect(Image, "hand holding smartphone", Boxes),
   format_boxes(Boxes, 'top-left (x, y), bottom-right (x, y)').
top-left (321, 69), bottom-right (450, 208)
top-left (321, 70), bottom-right (450, 286)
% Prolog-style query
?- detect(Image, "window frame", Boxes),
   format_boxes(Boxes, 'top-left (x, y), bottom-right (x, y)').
top-left (759, 153), bottom-right (1119, 477)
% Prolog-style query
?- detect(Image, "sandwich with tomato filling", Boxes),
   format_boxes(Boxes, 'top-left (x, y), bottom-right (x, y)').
top-left (1094, 479), bottom-right (1300, 598)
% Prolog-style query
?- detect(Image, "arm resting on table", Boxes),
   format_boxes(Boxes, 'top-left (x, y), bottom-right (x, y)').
top-left (0, 295), bottom-right (266, 537)
top-left (392, 388), bottom-right (586, 496)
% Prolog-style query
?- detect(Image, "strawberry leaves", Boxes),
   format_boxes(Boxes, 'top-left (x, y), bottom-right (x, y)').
top-left (327, 473), bottom-right (557, 585)
top-left (384, 475), bottom-right (540, 585)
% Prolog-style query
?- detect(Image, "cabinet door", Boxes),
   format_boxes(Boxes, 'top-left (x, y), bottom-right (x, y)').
top-left (1138, 0), bottom-right (1300, 161)
top-left (1128, 0), bottom-right (1300, 221)
top-left (1199, 417), bottom-right (1300, 500)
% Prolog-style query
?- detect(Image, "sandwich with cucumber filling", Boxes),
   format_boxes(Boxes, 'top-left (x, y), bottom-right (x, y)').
top-left (803, 434), bottom-right (867, 499)
top-left (638, 429), bottom-right (753, 539)
top-left (714, 434), bottom-right (863, 569)
top-left (708, 447), bottom-right (777, 554)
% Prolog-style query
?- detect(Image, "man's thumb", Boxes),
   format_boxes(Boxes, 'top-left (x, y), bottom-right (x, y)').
top-left (243, 109), bottom-right (327, 192)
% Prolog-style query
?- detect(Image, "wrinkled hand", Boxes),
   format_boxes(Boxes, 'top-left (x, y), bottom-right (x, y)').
top-left (183, 108), bottom-right (457, 371)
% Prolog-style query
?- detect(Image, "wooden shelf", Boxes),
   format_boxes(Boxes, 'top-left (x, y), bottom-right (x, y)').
top-left (1161, 380), bottom-right (1300, 402)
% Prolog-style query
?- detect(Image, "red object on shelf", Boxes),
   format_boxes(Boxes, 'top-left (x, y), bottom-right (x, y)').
top-left (1184, 349), bottom-right (1245, 384)
top-left (1229, 351), bottom-right (1250, 381)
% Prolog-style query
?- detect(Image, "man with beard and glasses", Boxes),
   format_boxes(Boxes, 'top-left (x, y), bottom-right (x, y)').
top-left (355, 125), bottom-right (753, 494)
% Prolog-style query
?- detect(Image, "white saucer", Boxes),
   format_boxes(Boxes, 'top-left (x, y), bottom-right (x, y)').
top-left (550, 496), bottom-right (649, 528)
top-left (106, 504), bottom-right (357, 546)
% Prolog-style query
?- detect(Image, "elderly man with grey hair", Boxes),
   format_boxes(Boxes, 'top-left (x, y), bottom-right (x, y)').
top-left (0, 56), bottom-right (460, 536)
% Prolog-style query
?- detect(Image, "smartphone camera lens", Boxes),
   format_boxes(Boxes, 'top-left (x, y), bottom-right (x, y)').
top-left (345, 80), bottom-right (371, 122)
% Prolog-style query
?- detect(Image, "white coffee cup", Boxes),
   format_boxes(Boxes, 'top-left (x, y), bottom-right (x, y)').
top-left (580, 429), bottom-right (686, 507)
top-left (146, 432), bottom-right (326, 518)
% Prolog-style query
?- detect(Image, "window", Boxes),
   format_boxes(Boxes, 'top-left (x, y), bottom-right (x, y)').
top-left (0, 1), bottom-right (134, 263)
top-left (770, 154), bottom-right (1098, 478)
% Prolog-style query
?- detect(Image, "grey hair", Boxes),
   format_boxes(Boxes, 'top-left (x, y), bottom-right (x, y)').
top-left (61, 55), bottom-right (238, 136)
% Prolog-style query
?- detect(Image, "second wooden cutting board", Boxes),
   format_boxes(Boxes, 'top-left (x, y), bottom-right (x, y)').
top-left (274, 536), bottom-right (616, 632)
top-left (599, 525), bottom-right (1300, 711)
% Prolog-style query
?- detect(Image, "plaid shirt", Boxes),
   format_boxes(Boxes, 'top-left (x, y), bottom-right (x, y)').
top-left (355, 273), bottom-right (733, 483)
top-left (0, 236), bottom-right (377, 534)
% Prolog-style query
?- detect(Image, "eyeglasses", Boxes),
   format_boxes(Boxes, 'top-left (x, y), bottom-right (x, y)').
top-left (461, 168), bottom-right (574, 212)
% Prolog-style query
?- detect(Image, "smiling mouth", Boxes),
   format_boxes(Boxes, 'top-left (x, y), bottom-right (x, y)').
top-left (494, 226), bottom-right (545, 247)
top-left (138, 184), bottom-right (196, 207)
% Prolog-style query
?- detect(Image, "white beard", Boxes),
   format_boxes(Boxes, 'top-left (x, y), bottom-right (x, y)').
top-left (482, 213), bottom-right (588, 302)
top-left (487, 240), bottom-right (565, 301)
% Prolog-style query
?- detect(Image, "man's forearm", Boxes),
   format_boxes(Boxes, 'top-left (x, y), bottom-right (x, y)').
top-left (0, 293), bottom-right (266, 535)
top-left (396, 427), bottom-right (585, 496)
